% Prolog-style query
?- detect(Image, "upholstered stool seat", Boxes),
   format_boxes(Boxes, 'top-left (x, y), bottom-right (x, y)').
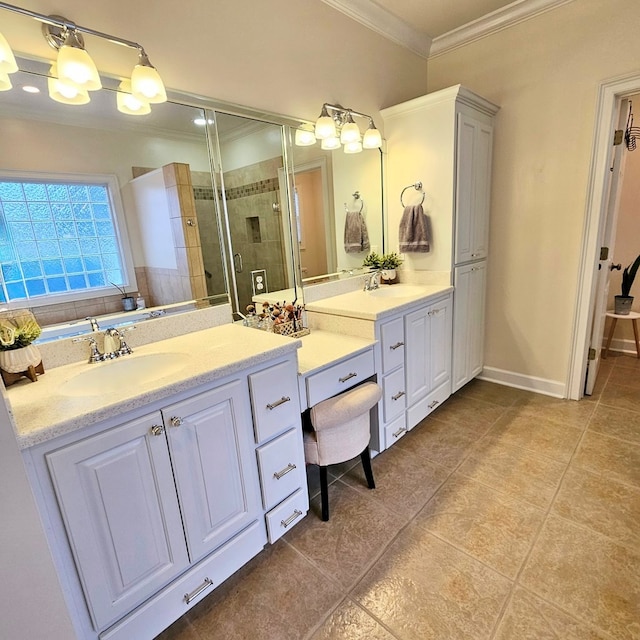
top-left (304, 381), bottom-right (382, 521)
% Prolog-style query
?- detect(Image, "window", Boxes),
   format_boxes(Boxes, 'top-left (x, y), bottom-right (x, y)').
top-left (0, 173), bottom-right (134, 306)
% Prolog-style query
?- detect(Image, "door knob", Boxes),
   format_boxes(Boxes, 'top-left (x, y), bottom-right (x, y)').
top-left (610, 263), bottom-right (622, 271)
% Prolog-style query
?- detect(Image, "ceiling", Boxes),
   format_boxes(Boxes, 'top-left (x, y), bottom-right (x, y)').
top-left (320, 0), bottom-right (575, 58)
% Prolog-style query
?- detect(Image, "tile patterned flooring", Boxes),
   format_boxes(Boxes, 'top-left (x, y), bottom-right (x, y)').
top-left (158, 353), bottom-right (640, 640)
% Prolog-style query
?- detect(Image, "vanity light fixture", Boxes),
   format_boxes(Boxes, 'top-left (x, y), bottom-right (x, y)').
top-left (116, 79), bottom-right (150, 115)
top-left (302, 102), bottom-right (382, 153)
top-left (0, 1), bottom-right (167, 114)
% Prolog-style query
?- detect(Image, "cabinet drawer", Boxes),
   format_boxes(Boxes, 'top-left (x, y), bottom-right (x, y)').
top-left (249, 360), bottom-right (300, 443)
top-left (265, 488), bottom-right (308, 543)
top-left (384, 415), bottom-right (408, 448)
top-left (380, 317), bottom-right (405, 374)
top-left (406, 381), bottom-right (452, 430)
top-left (256, 429), bottom-right (305, 511)
top-left (306, 350), bottom-right (375, 407)
top-left (382, 367), bottom-right (406, 422)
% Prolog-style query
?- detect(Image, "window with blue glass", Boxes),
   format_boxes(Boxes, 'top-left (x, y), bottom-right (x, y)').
top-left (0, 178), bottom-right (127, 304)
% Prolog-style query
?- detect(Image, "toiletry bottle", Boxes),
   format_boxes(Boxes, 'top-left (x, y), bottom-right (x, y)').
top-left (136, 295), bottom-right (146, 310)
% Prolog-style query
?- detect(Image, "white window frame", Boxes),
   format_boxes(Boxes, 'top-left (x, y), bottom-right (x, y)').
top-left (0, 170), bottom-right (137, 309)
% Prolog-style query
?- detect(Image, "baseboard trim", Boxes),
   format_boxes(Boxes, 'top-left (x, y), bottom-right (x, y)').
top-left (602, 337), bottom-right (640, 358)
top-left (478, 366), bottom-right (566, 398)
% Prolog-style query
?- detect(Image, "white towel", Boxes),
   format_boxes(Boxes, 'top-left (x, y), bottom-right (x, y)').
top-left (344, 211), bottom-right (370, 253)
top-left (398, 204), bottom-right (431, 253)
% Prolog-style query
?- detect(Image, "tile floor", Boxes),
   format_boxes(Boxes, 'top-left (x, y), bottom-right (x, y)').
top-left (158, 352), bottom-right (640, 640)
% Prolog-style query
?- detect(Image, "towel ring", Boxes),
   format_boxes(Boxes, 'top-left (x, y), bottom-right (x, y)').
top-left (400, 182), bottom-right (425, 207)
top-left (345, 191), bottom-right (364, 214)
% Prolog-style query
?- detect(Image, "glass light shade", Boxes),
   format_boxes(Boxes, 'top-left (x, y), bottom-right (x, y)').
top-left (340, 120), bottom-right (361, 144)
top-left (315, 115), bottom-right (336, 140)
top-left (0, 32), bottom-right (18, 74)
top-left (47, 64), bottom-right (90, 105)
top-left (130, 64), bottom-right (167, 104)
top-left (363, 126), bottom-right (382, 149)
top-left (0, 72), bottom-right (12, 91)
top-left (57, 40), bottom-right (102, 91)
top-left (321, 136), bottom-right (341, 150)
top-left (117, 79), bottom-right (151, 115)
top-left (295, 128), bottom-right (316, 146)
top-left (344, 140), bottom-right (363, 154)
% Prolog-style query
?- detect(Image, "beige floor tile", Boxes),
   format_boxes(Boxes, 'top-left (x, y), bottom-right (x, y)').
top-left (599, 383), bottom-right (640, 413)
top-left (510, 394), bottom-right (595, 430)
top-left (494, 587), bottom-right (611, 640)
top-left (338, 443), bottom-right (450, 519)
top-left (588, 404), bottom-right (640, 445)
top-left (310, 598), bottom-right (397, 640)
top-left (607, 366), bottom-right (640, 390)
top-left (285, 480), bottom-right (405, 589)
top-left (484, 410), bottom-right (583, 462)
top-left (611, 353), bottom-right (640, 371)
top-left (553, 466), bottom-right (640, 551)
top-left (414, 476), bottom-right (545, 578)
top-left (351, 524), bottom-right (512, 640)
top-left (429, 395), bottom-right (507, 432)
top-left (396, 417), bottom-right (480, 469)
top-left (520, 515), bottom-right (640, 640)
top-left (456, 438), bottom-right (566, 509)
top-left (186, 540), bottom-right (342, 640)
top-left (454, 379), bottom-right (529, 407)
top-left (573, 431), bottom-right (640, 488)
top-left (155, 616), bottom-right (200, 640)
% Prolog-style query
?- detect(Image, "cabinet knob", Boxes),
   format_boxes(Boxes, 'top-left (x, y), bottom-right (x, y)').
top-left (170, 416), bottom-right (183, 427)
top-left (150, 424), bottom-right (165, 436)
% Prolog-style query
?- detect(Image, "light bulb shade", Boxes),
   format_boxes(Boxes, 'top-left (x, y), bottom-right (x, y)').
top-left (130, 52), bottom-right (167, 104)
top-left (315, 105), bottom-right (336, 140)
top-left (56, 33), bottom-right (102, 91)
top-left (47, 63), bottom-right (90, 105)
top-left (117, 79), bottom-right (151, 115)
top-left (0, 32), bottom-right (18, 75)
top-left (362, 126), bottom-right (382, 149)
top-left (321, 136), bottom-right (341, 150)
top-left (295, 128), bottom-right (316, 146)
top-left (344, 140), bottom-right (363, 154)
top-left (340, 120), bottom-right (361, 144)
top-left (0, 72), bottom-right (12, 91)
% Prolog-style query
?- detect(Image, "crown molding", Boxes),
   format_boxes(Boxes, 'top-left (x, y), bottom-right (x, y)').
top-left (430, 0), bottom-right (577, 57)
top-left (319, 0), bottom-right (431, 59)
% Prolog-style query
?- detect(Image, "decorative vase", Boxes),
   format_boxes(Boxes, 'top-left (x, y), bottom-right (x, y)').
top-left (381, 269), bottom-right (397, 283)
top-left (122, 296), bottom-right (136, 311)
top-left (0, 344), bottom-right (42, 373)
top-left (614, 295), bottom-right (633, 315)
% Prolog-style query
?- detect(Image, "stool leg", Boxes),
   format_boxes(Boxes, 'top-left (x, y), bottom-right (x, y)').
top-left (603, 318), bottom-right (618, 359)
top-left (319, 466), bottom-right (329, 521)
top-left (633, 319), bottom-right (640, 359)
top-left (360, 447), bottom-right (376, 490)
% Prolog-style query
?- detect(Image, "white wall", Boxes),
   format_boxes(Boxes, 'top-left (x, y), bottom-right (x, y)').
top-left (427, 0), bottom-right (640, 389)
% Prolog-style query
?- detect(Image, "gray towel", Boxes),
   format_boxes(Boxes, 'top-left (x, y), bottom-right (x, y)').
top-left (399, 204), bottom-right (431, 253)
top-left (344, 211), bottom-right (370, 253)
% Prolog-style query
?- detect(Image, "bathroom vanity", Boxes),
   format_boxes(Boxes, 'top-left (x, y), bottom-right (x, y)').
top-left (14, 324), bottom-right (306, 640)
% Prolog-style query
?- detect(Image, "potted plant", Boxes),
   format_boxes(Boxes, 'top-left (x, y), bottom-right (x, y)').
top-left (380, 252), bottom-right (403, 283)
top-left (362, 252), bottom-right (382, 270)
top-left (0, 311), bottom-right (43, 384)
top-left (111, 282), bottom-right (136, 311)
top-left (614, 254), bottom-right (640, 315)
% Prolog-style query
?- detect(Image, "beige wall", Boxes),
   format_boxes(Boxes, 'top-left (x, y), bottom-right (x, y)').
top-left (427, 0), bottom-right (640, 387)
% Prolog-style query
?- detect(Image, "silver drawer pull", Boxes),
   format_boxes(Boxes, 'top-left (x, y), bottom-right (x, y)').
top-left (273, 463), bottom-right (297, 480)
top-left (281, 509), bottom-right (303, 528)
top-left (428, 400), bottom-right (440, 409)
top-left (390, 341), bottom-right (405, 350)
top-left (184, 577), bottom-right (214, 604)
top-left (339, 372), bottom-right (357, 383)
top-left (392, 426), bottom-right (408, 438)
top-left (150, 425), bottom-right (165, 436)
top-left (392, 391), bottom-right (406, 401)
top-left (266, 396), bottom-right (290, 410)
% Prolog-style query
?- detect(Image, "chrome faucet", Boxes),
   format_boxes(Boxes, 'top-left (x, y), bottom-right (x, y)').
top-left (363, 270), bottom-right (381, 291)
top-left (73, 327), bottom-right (134, 363)
top-left (86, 316), bottom-right (100, 332)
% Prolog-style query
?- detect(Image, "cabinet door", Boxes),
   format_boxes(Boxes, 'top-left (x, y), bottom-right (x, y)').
top-left (428, 295), bottom-right (453, 391)
top-left (163, 380), bottom-right (262, 563)
top-left (455, 113), bottom-right (493, 264)
top-left (380, 316), bottom-right (405, 374)
top-left (405, 305), bottom-right (429, 406)
top-left (46, 412), bottom-right (189, 631)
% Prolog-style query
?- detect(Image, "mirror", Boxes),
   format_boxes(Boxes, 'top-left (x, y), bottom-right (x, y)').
top-left (0, 59), bottom-right (229, 339)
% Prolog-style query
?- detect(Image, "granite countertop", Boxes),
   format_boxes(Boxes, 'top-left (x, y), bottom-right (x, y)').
top-left (9, 324), bottom-right (300, 449)
top-left (296, 330), bottom-right (376, 376)
top-left (305, 284), bottom-right (453, 321)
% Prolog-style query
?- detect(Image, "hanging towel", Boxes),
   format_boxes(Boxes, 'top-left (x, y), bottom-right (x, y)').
top-left (344, 211), bottom-right (370, 253)
top-left (398, 204), bottom-right (431, 253)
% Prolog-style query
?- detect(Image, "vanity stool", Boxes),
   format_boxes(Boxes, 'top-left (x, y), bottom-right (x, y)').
top-left (304, 381), bottom-right (382, 521)
top-left (603, 311), bottom-right (640, 359)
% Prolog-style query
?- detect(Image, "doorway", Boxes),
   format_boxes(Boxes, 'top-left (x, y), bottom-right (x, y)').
top-left (568, 74), bottom-right (640, 399)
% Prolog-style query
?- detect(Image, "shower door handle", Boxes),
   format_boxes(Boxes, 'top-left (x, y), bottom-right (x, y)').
top-left (233, 252), bottom-right (243, 273)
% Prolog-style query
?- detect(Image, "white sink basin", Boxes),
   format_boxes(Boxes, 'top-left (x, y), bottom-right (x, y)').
top-left (368, 284), bottom-right (427, 299)
top-left (60, 352), bottom-right (190, 397)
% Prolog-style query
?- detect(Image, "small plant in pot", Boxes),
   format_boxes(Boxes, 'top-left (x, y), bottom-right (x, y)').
top-left (363, 252), bottom-right (382, 270)
top-left (0, 310), bottom-right (44, 385)
top-left (380, 252), bottom-right (403, 283)
top-left (615, 254), bottom-right (640, 315)
top-left (111, 282), bottom-right (136, 312)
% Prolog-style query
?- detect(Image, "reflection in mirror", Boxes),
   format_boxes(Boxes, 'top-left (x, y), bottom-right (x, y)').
top-left (0, 59), bottom-right (228, 341)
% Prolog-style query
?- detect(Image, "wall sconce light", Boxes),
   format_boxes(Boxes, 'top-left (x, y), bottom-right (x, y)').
top-left (295, 103), bottom-right (382, 153)
top-left (0, 1), bottom-right (166, 114)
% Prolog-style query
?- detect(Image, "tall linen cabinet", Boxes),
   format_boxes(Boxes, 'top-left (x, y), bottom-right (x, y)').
top-left (381, 85), bottom-right (499, 392)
